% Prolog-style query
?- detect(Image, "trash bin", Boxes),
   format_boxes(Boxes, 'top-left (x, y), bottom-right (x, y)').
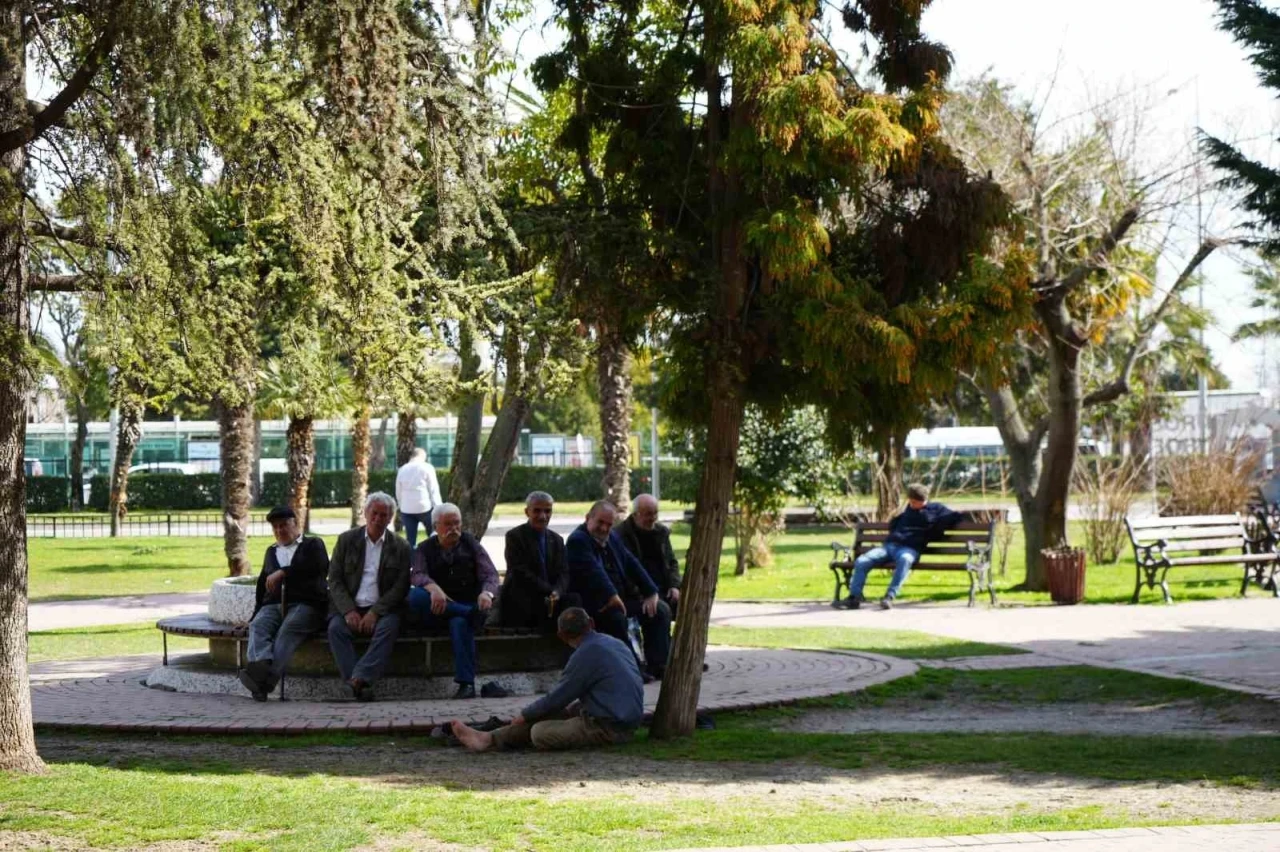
top-left (1042, 546), bottom-right (1086, 605)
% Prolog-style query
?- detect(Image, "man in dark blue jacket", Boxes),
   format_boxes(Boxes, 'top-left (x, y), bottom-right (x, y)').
top-left (566, 500), bottom-right (671, 679)
top-left (842, 483), bottom-right (963, 610)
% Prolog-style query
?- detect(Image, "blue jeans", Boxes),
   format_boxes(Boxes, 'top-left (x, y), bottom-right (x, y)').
top-left (407, 588), bottom-right (479, 685)
top-left (849, 543), bottom-right (919, 601)
top-left (401, 510), bottom-right (433, 550)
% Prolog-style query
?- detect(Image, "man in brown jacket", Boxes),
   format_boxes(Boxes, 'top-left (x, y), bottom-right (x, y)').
top-left (327, 491), bottom-right (411, 701)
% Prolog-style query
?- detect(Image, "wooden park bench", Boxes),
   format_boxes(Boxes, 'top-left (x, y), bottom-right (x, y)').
top-left (828, 520), bottom-right (997, 607)
top-left (1124, 513), bottom-right (1280, 603)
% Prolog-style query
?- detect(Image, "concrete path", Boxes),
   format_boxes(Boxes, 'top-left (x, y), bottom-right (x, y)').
top-left (711, 599), bottom-right (1280, 699)
top-left (661, 823), bottom-right (1280, 852)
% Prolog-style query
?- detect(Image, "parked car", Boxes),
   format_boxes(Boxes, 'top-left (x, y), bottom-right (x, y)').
top-left (128, 462), bottom-right (202, 476)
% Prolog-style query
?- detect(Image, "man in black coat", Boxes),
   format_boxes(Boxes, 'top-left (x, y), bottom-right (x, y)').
top-left (615, 493), bottom-right (682, 619)
top-left (499, 491), bottom-right (582, 632)
top-left (240, 506), bottom-right (330, 701)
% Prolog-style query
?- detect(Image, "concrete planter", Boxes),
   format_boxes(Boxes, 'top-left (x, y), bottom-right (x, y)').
top-left (208, 576), bottom-right (257, 625)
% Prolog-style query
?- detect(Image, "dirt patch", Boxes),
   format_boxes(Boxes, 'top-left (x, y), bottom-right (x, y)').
top-left (33, 733), bottom-right (1280, 825)
top-left (0, 830), bottom-right (231, 851)
top-left (775, 700), bottom-right (1280, 738)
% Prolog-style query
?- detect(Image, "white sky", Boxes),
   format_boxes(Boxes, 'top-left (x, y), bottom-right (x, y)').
top-left (504, 0), bottom-right (1280, 390)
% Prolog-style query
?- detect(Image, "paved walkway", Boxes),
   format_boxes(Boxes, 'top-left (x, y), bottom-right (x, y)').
top-left (29, 646), bottom-right (912, 733)
top-left (710, 599), bottom-right (1280, 699)
top-left (662, 824), bottom-right (1280, 852)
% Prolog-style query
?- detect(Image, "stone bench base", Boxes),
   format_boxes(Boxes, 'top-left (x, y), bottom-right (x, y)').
top-left (146, 654), bottom-right (562, 700)
top-left (157, 614), bottom-right (569, 677)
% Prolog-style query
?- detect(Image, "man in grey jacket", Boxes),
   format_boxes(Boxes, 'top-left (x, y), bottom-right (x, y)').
top-left (450, 607), bottom-right (644, 751)
top-left (327, 492), bottom-right (411, 701)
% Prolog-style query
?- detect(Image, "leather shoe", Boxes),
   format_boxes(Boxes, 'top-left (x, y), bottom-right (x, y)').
top-left (238, 669), bottom-right (267, 702)
top-left (453, 682), bottom-right (477, 700)
top-left (347, 678), bottom-right (375, 702)
top-left (840, 595), bottom-right (863, 610)
top-left (879, 597), bottom-right (893, 610)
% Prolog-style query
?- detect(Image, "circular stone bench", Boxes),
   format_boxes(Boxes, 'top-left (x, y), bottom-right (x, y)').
top-left (156, 614), bottom-right (570, 677)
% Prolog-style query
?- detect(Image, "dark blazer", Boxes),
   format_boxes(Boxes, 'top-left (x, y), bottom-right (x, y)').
top-left (615, 516), bottom-right (681, 593)
top-left (566, 524), bottom-right (658, 609)
top-left (500, 523), bottom-right (568, 626)
top-left (254, 535), bottom-right (330, 616)
top-left (327, 526), bottom-right (411, 617)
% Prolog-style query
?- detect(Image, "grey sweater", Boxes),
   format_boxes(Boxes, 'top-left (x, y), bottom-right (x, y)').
top-left (521, 631), bottom-right (644, 728)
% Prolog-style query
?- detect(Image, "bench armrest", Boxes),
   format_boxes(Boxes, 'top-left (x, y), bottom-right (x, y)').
top-left (965, 539), bottom-right (993, 569)
top-left (1132, 538), bottom-right (1169, 567)
top-left (830, 541), bottom-right (853, 563)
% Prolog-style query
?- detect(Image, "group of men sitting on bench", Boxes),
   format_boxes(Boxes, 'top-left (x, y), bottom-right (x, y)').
top-left (240, 490), bottom-right (681, 720)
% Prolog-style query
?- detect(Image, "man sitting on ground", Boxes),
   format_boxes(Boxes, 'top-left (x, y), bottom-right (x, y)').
top-left (407, 503), bottom-right (499, 699)
top-left (616, 493), bottom-right (682, 618)
top-left (567, 500), bottom-right (671, 679)
top-left (327, 492), bottom-right (411, 701)
top-left (499, 491), bottom-right (581, 632)
top-left (840, 482), bottom-right (963, 611)
top-left (240, 506), bottom-right (330, 701)
top-left (450, 607), bottom-right (643, 751)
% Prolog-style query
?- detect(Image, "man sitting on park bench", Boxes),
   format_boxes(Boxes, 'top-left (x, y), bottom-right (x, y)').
top-left (616, 493), bottom-right (682, 619)
top-left (449, 606), bottom-right (644, 751)
top-left (567, 500), bottom-right (671, 680)
top-left (499, 490), bottom-right (581, 633)
top-left (327, 492), bottom-right (411, 701)
top-left (407, 503), bottom-right (500, 700)
top-left (839, 482), bottom-right (963, 611)
top-left (239, 505), bottom-right (330, 701)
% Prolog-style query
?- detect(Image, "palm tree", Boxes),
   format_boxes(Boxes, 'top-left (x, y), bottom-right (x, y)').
top-left (257, 337), bottom-right (354, 530)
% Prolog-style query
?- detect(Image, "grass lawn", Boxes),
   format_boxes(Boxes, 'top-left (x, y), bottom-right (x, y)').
top-left (27, 622), bottom-right (204, 662)
top-left (27, 517), bottom-right (1251, 605)
top-left (707, 625), bottom-right (1024, 659)
top-left (9, 664), bottom-right (1279, 850)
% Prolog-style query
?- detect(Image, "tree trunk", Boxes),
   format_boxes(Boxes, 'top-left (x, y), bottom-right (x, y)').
top-left (370, 411), bottom-right (388, 470)
top-left (218, 396), bottom-right (254, 577)
top-left (69, 399), bottom-right (88, 512)
top-left (108, 396), bottom-right (142, 537)
top-left (350, 406), bottom-right (371, 528)
top-left (285, 415), bottom-right (315, 530)
top-left (1031, 328), bottom-right (1081, 583)
top-left (396, 412), bottom-right (417, 468)
top-left (652, 363), bottom-right (747, 738)
top-left (458, 328), bottom-right (539, 537)
top-left (597, 319), bottom-right (633, 514)
top-left (250, 417), bottom-right (262, 507)
top-left (0, 5), bottom-right (45, 769)
top-left (874, 430), bottom-right (905, 521)
top-left (447, 319), bottom-right (485, 508)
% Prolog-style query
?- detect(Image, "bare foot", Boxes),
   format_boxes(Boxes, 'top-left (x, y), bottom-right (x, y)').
top-left (450, 719), bottom-right (495, 752)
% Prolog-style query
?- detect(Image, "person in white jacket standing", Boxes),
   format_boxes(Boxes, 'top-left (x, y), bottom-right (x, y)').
top-left (395, 447), bottom-right (443, 548)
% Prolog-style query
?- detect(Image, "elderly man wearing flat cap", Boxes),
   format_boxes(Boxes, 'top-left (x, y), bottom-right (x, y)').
top-left (239, 506), bottom-right (331, 701)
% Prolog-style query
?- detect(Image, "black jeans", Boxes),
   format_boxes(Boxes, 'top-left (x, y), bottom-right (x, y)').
top-left (595, 598), bottom-right (672, 677)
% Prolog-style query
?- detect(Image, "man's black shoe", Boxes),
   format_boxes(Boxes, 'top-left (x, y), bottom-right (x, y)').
top-left (347, 678), bottom-right (375, 702)
top-left (453, 682), bottom-right (477, 700)
top-left (480, 681), bottom-right (511, 698)
top-left (879, 597), bottom-right (893, 610)
top-left (238, 669), bottom-right (267, 702)
top-left (839, 595), bottom-right (863, 610)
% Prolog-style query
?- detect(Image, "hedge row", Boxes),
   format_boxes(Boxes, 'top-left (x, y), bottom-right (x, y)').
top-left (259, 464), bottom-right (700, 508)
top-left (87, 473), bottom-right (224, 511)
top-left (26, 476), bottom-right (72, 513)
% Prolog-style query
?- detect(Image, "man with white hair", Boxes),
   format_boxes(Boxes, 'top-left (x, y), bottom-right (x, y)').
top-left (395, 446), bottom-right (443, 549)
top-left (616, 493), bottom-right (682, 618)
top-left (326, 492), bottom-right (411, 701)
top-left (408, 503), bottom-right (500, 699)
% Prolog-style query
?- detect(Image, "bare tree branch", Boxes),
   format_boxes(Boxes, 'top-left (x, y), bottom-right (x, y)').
top-left (0, 9), bottom-right (119, 154)
top-left (31, 274), bottom-right (94, 293)
top-left (1039, 205), bottom-right (1141, 298)
top-left (1082, 236), bottom-right (1230, 408)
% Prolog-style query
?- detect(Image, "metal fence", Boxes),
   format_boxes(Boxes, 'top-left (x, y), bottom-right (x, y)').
top-left (26, 513), bottom-right (276, 539)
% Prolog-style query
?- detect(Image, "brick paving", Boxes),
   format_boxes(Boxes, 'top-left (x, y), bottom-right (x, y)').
top-left (712, 599), bottom-right (1280, 699)
top-left (661, 823), bottom-right (1280, 851)
top-left (29, 645), bottom-right (914, 734)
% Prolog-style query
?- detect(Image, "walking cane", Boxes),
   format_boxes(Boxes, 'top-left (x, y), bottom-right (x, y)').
top-left (278, 579), bottom-right (288, 701)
